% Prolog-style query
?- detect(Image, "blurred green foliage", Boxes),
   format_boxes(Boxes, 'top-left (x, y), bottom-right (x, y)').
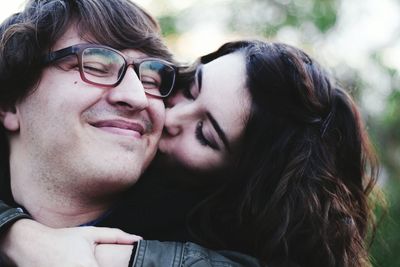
top-left (157, 15), bottom-right (177, 36)
top-left (228, 0), bottom-right (338, 36)
top-left (150, 0), bottom-right (399, 265)
top-left (369, 73), bottom-right (400, 266)
top-left (370, 178), bottom-right (400, 266)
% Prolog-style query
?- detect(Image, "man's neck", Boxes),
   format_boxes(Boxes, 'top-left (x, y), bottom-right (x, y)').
top-left (23, 198), bottom-right (112, 228)
top-left (9, 166), bottom-right (117, 228)
top-left (12, 184), bottom-right (115, 227)
top-left (7, 143), bottom-right (126, 227)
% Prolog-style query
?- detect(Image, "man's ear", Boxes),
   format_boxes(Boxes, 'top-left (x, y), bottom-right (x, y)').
top-left (0, 106), bottom-right (20, 131)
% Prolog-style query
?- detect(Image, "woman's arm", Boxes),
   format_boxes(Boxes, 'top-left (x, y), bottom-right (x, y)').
top-left (0, 201), bottom-right (261, 267)
top-left (0, 219), bottom-right (140, 267)
top-left (1, 219), bottom-right (262, 267)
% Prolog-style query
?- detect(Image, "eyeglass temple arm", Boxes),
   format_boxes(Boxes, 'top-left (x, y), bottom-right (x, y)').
top-left (42, 46), bottom-right (78, 64)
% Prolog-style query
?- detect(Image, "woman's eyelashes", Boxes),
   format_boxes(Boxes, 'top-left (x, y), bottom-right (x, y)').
top-left (195, 121), bottom-right (220, 150)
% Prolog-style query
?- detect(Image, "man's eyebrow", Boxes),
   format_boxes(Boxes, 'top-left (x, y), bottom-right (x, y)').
top-left (206, 112), bottom-right (231, 153)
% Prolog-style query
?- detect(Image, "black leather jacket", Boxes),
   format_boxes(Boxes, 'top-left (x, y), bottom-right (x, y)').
top-left (133, 240), bottom-right (262, 267)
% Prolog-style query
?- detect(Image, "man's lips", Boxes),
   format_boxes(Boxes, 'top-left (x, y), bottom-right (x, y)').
top-left (91, 120), bottom-right (145, 137)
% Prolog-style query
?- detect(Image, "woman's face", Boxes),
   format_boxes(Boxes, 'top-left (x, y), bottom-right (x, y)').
top-left (158, 52), bottom-right (251, 171)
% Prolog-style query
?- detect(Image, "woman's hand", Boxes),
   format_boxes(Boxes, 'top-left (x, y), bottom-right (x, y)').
top-left (95, 244), bottom-right (134, 267)
top-left (0, 219), bottom-right (141, 267)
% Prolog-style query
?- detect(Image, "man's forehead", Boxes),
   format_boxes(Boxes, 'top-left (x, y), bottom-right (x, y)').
top-left (51, 25), bottom-right (83, 51)
top-left (51, 26), bottom-right (149, 59)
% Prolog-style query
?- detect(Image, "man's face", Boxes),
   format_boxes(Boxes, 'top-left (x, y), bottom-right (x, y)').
top-left (3, 26), bottom-right (165, 192)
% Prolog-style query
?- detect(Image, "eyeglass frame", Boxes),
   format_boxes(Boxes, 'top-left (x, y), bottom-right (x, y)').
top-left (42, 43), bottom-right (177, 98)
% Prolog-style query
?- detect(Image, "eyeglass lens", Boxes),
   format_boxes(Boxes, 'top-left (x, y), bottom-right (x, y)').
top-left (81, 47), bottom-right (174, 97)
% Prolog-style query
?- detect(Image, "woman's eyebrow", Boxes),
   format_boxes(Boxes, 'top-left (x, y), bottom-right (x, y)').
top-left (196, 65), bottom-right (203, 91)
top-left (206, 112), bottom-right (231, 153)
top-left (198, 65), bottom-right (231, 152)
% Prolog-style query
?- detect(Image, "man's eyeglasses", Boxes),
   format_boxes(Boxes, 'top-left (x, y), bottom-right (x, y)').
top-left (43, 44), bottom-right (177, 98)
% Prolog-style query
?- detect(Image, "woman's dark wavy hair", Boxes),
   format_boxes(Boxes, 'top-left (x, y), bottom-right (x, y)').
top-left (0, 0), bottom-right (173, 203)
top-left (189, 40), bottom-right (378, 267)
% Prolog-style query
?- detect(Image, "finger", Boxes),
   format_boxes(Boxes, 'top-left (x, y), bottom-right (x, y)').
top-left (82, 227), bottom-right (142, 244)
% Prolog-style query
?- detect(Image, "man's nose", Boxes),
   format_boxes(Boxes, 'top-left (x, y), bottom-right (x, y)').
top-left (106, 67), bottom-right (149, 111)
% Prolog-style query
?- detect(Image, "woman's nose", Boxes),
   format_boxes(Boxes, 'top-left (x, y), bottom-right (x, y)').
top-left (163, 109), bottom-right (181, 136)
top-left (165, 90), bottom-right (187, 109)
top-left (164, 102), bottom-right (196, 137)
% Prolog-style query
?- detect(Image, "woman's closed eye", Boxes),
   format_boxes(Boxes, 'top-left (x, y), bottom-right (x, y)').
top-left (195, 121), bottom-right (220, 150)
